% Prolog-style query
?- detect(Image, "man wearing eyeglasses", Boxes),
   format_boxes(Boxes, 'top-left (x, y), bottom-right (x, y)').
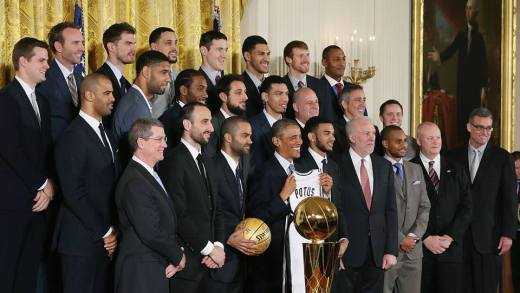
top-left (449, 107), bottom-right (517, 293)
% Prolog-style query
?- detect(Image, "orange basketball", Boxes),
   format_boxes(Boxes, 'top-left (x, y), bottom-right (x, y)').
top-left (235, 218), bottom-right (271, 255)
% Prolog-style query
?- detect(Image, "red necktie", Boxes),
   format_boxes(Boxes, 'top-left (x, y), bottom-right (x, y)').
top-left (335, 82), bottom-right (343, 97)
top-left (360, 158), bottom-right (372, 210)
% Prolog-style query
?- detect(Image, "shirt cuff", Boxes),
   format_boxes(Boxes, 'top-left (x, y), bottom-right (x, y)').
top-left (339, 238), bottom-right (348, 243)
top-left (407, 233), bottom-right (418, 238)
top-left (214, 242), bottom-right (224, 249)
top-left (38, 179), bottom-right (48, 191)
top-left (102, 227), bottom-right (113, 238)
top-left (200, 241), bottom-right (214, 255)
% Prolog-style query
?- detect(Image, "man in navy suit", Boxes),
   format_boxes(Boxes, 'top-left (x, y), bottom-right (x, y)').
top-left (241, 35), bottom-right (270, 118)
top-left (199, 30), bottom-right (228, 113)
top-left (53, 73), bottom-right (119, 293)
top-left (37, 21), bottom-right (84, 142)
top-left (0, 37), bottom-right (55, 293)
top-left (282, 40), bottom-right (334, 121)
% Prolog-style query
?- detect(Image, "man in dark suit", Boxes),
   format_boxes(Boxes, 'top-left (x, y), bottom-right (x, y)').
top-left (0, 37), bottom-right (55, 293)
top-left (53, 73), bottom-right (119, 293)
top-left (449, 107), bottom-right (517, 293)
top-left (199, 30), bottom-right (228, 113)
top-left (379, 99), bottom-right (419, 160)
top-left (206, 74), bottom-right (248, 157)
top-left (209, 116), bottom-right (256, 293)
top-left (159, 102), bottom-right (225, 293)
top-left (37, 21), bottom-right (84, 141)
top-left (511, 151), bottom-right (520, 293)
top-left (149, 27), bottom-right (179, 118)
top-left (334, 116), bottom-right (398, 293)
top-left (249, 75), bottom-right (289, 169)
top-left (381, 125), bottom-right (430, 293)
top-left (159, 69), bottom-right (208, 149)
top-left (96, 22), bottom-right (136, 128)
top-left (114, 118), bottom-right (186, 293)
top-left (282, 40), bottom-right (334, 121)
top-left (241, 35), bottom-right (270, 117)
top-left (410, 122), bottom-right (472, 293)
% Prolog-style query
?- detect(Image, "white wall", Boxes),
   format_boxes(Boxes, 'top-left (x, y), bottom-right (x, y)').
top-left (240, 0), bottom-right (412, 132)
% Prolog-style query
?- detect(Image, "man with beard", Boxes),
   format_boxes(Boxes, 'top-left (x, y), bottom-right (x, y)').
top-left (209, 116), bottom-right (256, 293)
top-left (249, 75), bottom-right (289, 169)
top-left (149, 27), bottom-right (179, 118)
top-left (206, 74), bottom-right (248, 157)
top-left (241, 35), bottom-right (270, 117)
top-left (112, 51), bottom-right (171, 165)
top-left (199, 30), bottom-right (228, 113)
top-left (159, 102), bottom-right (225, 293)
top-left (96, 22), bottom-right (136, 128)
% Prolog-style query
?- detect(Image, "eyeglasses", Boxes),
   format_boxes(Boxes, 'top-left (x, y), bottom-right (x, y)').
top-left (470, 123), bottom-right (493, 132)
top-left (143, 136), bottom-right (168, 143)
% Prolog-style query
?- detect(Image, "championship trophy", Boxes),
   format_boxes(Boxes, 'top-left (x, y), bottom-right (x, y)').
top-left (293, 197), bottom-right (340, 293)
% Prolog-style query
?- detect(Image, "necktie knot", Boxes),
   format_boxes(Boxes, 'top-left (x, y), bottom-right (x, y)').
top-left (288, 163), bottom-right (295, 175)
top-left (394, 162), bottom-right (404, 181)
top-left (321, 158), bottom-right (327, 172)
top-left (215, 74), bottom-right (221, 85)
top-left (335, 82), bottom-right (343, 97)
top-left (428, 160), bottom-right (435, 167)
top-left (119, 76), bottom-right (128, 95)
top-left (297, 80), bottom-right (304, 89)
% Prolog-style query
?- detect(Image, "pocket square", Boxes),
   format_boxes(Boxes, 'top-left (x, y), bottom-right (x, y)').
top-left (412, 180), bottom-right (421, 185)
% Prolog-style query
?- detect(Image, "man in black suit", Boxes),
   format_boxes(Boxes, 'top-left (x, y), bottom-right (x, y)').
top-left (209, 116), bottom-right (256, 293)
top-left (96, 22), bottom-right (136, 128)
top-left (199, 30), bottom-right (228, 113)
top-left (53, 73), bottom-right (119, 293)
top-left (334, 116), bottom-right (398, 293)
top-left (249, 75), bottom-right (289, 169)
top-left (159, 69), bottom-right (208, 149)
top-left (0, 37), bottom-right (55, 293)
top-left (37, 21), bottom-right (84, 141)
top-left (282, 40), bottom-right (334, 121)
top-left (114, 118), bottom-right (186, 293)
top-left (159, 102), bottom-right (225, 293)
top-left (410, 122), bottom-right (472, 293)
top-left (206, 74), bottom-right (248, 157)
top-left (241, 35), bottom-right (270, 117)
top-left (449, 107), bottom-right (517, 293)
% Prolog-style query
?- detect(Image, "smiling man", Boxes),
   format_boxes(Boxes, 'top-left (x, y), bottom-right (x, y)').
top-left (321, 45), bottom-right (353, 120)
top-left (199, 30), bottom-right (228, 113)
top-left (241, 35), bottom-right (270, 117)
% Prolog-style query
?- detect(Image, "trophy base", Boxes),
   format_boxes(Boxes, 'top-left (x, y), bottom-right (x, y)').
top-left (303, 242), bottom-right (340, 293)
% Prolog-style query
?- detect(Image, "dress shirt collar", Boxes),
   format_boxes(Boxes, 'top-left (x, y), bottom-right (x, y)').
top-left (384, 154), bottom-right (403, 165)
top-left (15, 75), bottom-right (35, 97)
top-left (55, 58), bottom-right (74, 79)
top-left (245, 69), bottom-right (264, 88)
top-left (79, 110), bottom-right (101, 127)
top-left (263, 109), bottom-right (281, 127)
top-left (181, 138), bottom-right (201, 161)
top-left (201, 64), bottom-right (221, 85)
top-left (324, 73), bottom-right (342, 87)
top-left (221, 150), bottom-right (239, 176)
top-left (106, 60), bottom-right (123, 82)
top-left (132, 155), bottom-right (156, 176)
top-left (468, 142), bottom-right (487, 155)
top-left (349, 147), bottom-right (372, 166)
top-left (295, 118), bottom-right (305, 128)
top-left (178, 100), bottom-right (186, 108)
top-left (220, 107), bottom-right (231, 119)
top-left (288, 73), bottom-right (307, 90)
top-left (308, 147), bottom-right (327, 169)
top-left (274, 151), bottom-right (293, 175)
top-left (343, 115), bottom-right (350, 124)
top-left (132, 84), bottom-right (153, 114)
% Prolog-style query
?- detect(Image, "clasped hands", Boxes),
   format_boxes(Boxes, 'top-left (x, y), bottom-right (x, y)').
top-left (423, 235), bottom-right (453, 254)
top-left (201, 246), bottom-right (225, 269)
top-left (33, 179), bottom-right (55, 212)
top-left (165, 253), bottom-right (186, 278)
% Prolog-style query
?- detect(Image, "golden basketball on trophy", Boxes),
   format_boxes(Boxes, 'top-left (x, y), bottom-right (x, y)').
top-left (235, 218), bottom-right (271, 255)
top-left (294, 196), bottom-right (338, 242)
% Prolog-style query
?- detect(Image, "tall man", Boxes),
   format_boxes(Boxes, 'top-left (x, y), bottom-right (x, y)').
top-left (449, 107), bottom-right (517, 293)
top-left (410, 122), bottom-right (472, 293)
top-left (381, 125), bottom-right (430, 293)
top-left (321, 45), bottom-right (352, 120)
top-left (114, 118), bottom-right (185, 293)
top-left (282, 40), bottom-right (333, 120)
top-left (335, 116), bottom-right (398, 293)
top-left (159, 102), bottom-right (225, 293)
top-left (37, 21), bottom-right (84, 141)
top-left (379, 99), bottom-right (419, 160)
top-left (0, 37), bottom-right (55, 293)
top-left (53, 73), bottom-right (119, 293)
top-left (241, 35), bottom-right (270, 117)
top-left (149, 27), bottom-right (178, 118)
top-left (199, 30), bottom-right (228, 113)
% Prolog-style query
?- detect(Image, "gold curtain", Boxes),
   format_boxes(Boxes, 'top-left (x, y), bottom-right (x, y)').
top-left (0, 0), bottom-right (247, 86)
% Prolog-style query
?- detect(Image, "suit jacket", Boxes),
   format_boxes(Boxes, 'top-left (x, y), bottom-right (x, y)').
top-left (96, 62), bottom-right (131, 129)
top-left (150, 69), bottom-right (177, 119)
top-left (283, 74), bottom-right (335, 121)
top-left (53, 115), bottom-right (120, 256)
top-left (242, 71), bottom-right (263, 118)
top-left (319, 76), bottom-right (353, 121)
top-left (335, 151), bottom-right (398, 267)
top-left (158, 143), bottom-right (224, 281)
top-left (392, 160), bottom-right (430, 260)
top-left (449, 144), bottom-right (517, 253)
top-left (333, 117), bottom-right (349, 155)
top-left (411, 155), bottom-right (472, 261)
top-left (114, 160), bottom-right (183, 293)
top-left (36, 59), bottom-right (82, 141)
top-left (159, 101), bottom-right (183, 150)
top-left (206, 110), bottom-right (226, 158)
top-left (249, 112), bottom-right (274, 170)
top-left (199, 67), bottom-right (221, 114)
top-left (112, 86), bottom-right (152, 142)
top-left (245, 156), bottom-right (294, 293)
top-left (0, 79), bottom-right (53, 212)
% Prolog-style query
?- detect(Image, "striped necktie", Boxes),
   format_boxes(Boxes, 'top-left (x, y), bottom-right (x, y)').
top-left (428, 161), bottom-right (440, 192)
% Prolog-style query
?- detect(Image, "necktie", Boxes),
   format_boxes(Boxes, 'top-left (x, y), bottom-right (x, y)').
top-left (235, 165), bottom-right (244, 211)
top-left (428, 161), bottom-right (440, 192)
top-left (196, 154), bottom-right (211, 197)
top-left (153, 171), bottom-right (168, 196)
top-left (119, 76), bottom-right (128, 96)
top-left (360, 158), bottom-right (372, 210)
top-left (288, 163), bottom-right (295, 175)
top-left (321, 158), bottom-right (328, 173)
top-left (297, 80), bottom-right (304, 89)
top-left (394, 162), bottom-right (404, 182)
top-left (67, 74), bottom-right (79, 107)
top-left (98, 123), bottom-right (114, 162)
top-left (215, 74), bottom-right (221, 85)
top-left (470, 149), bottom-right (480, 182)
top-left (335, 82), bottom-right (343, 97)
top-left (29, 91), bottom-right (41, 125)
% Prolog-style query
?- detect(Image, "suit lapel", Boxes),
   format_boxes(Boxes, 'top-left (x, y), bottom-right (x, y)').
top-left (77, 117), bottom-right (114, 165)
top-left (344, 153), bottom-right (370, 211)
top-left (179, 144), bottom-right (211, 209)
top-left (13, 80), bottom-right (41, 129)
top-left (219, 154), bottom-right (242, 215)
top-left (472, 144), bottom-right (491, 184)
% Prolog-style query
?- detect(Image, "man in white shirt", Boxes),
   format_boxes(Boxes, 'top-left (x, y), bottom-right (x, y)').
top-left (199, 30), bottom-right (228, 113)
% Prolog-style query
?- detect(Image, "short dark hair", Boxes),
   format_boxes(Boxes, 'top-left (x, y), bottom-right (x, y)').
top-left (259, 75), bottom-right (287, 94)
top-left (174, 69), bottom-right (205, 101)
top-left (340, 84), bottom-right (364, 102)
top-left (379, 99), bottom-right (403, 116)
top-left (199, 30), bottom-right (227, 50)
top-left (80, 73), bottom-right (111, 100)
top-left (283, 40), bottom-right (308, 64)
top-left (149, 27), bottom-right (175, 46)
top-left (181, 102), bottom-right (209, 124)
top-left (128, 118), bottom-right (164, 152)
top-left (242, 35), bottom-right (267, 56)
top-left (322, 45), bottom-right (342, 60)
top-left (216, 74), bottom-right (244, 96)
top-left (272, 118), bottom-right (299, 138)
top-left (468, 107), bottom-right (493, 122)
top-left (220, 116), bottom-right (250, 144)
top-left (304, 116), bottom-right (333, 138)
top-left (48, 21), bottom-right (81, 53)
top-left (511, 151), bottom-right (520, 161)
top-left (102, 22), bottom-right (136, 53)
top-left (381, 125), bottom-right (404, 141)
top-left (135, 50), bottom-right (169, 76)
top-left (12, 37), bottom-right (49, 71)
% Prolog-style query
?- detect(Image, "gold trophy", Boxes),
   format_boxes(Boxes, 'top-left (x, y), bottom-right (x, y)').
top-left (293, 197), bottom-right (340, 293)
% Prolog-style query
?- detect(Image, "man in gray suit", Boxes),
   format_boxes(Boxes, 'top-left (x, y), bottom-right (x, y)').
top-left (381, 125), bottom-right (431, 293)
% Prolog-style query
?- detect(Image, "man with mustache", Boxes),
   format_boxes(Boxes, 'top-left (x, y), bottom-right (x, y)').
top-left (199, 30), bottom-right (228, 113)
top-left (241, 35), bottom-right (270, 117)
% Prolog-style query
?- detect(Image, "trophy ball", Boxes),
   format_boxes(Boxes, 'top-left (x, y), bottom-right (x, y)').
top-left (294, 197), bottom-right (338, 241)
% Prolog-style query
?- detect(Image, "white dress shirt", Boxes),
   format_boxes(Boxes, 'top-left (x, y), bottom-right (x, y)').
top-left (201, 64), bottom-right (221, 85)
top-left (106, 60), bottom-right (124, 87)
top-left (349, 148), bottom-right (373, 196)
top-left (419, 152), bottom-right (441, 180)
top-left (288, 73), bottom-right (307, 91)
top-left (245, 69), bottom-right (263, 89)
top-left (79, 110), bottom-right (114, 161)
top-left (263, 109), bottom-right (281, 127)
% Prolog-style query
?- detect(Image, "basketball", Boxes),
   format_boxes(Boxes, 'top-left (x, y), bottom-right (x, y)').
top-left (294, 197), bottom-right (338, 241)
top-left (235, 218), bottom-right (271, 255)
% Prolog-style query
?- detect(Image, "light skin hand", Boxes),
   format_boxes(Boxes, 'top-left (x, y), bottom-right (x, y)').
top-left (338, 239), bottom-right (349, 258)
top-left (498, 236), bottom-right (513, 255)
top-left (201, 256), bottom-right (219, 269)
top-left (423, 236), bottom-right (446, 254)
top-left (382, 254), bottom-right (397, 270)
top-left (319, 173), bottom-right (333, 194)
top-left (227, 228), bottom-right (257, 255)
top-left (103, 229), bottom-right (117, 257)
top-left (32, 190), bottom-right (51, 212)
top-left (209, 246), bottom-right (225, 267)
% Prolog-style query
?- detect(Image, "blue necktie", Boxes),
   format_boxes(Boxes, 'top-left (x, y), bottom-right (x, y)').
top-left (394, 162), bottom-right (404, 182)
